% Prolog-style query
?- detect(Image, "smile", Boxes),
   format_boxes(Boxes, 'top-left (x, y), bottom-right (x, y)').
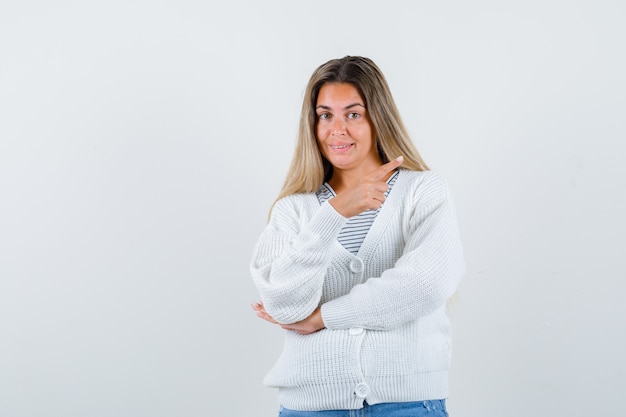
top-left (330, 144), bottom-right (353, 150)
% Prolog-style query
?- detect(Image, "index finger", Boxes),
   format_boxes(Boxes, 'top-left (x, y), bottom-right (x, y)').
top-left (371, 156), bottom-right (404, 180)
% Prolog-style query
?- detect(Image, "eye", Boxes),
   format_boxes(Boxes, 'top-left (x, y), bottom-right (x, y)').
top-left (318, 113), bottom-right (331, 120)
top-left (347, 112), bottom-right (360, 119)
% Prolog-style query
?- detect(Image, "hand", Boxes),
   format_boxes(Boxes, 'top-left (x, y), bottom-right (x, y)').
top-left (251, 302), bottom-right (325, 335)
top-left (279, 307), bottom-right (325, 335)
top-left (330, 156), bottom-right (404, 218)
top-left (251, 301), bottom-right (278, 325)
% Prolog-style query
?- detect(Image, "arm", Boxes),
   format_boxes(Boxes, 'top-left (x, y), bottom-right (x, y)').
top-left (250, 197), bottom-right (346, 324)
top-left (321, 173), bottom-right (465, 330)
top-left (251, 302), bottom-right (325, 335)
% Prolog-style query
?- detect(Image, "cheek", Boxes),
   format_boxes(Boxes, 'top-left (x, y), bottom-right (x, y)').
top-left (364, 123), bottom-right (375, 143)
top-left (352, 124), bottom-right (372, 142)
top-left (316, 122), bottom-right (328, 138)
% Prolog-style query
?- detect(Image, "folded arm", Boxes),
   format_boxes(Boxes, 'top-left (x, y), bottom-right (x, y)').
top-left (250, 197), bottom-right (346, 324)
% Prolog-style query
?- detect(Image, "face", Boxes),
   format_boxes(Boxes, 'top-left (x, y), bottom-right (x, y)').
top-left (315, 83), bottom-right (380, 175)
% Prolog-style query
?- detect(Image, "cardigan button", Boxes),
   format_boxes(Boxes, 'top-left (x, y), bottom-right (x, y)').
top-left (349, 258), bottom-right (363, 273)
top-left (354, 383), bottom-right (370, 398)
top-left (349, 327), bottom-right (364, 336)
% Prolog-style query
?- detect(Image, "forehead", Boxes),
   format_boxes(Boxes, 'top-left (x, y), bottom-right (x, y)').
top-left (316, 83), bottom-right (364, 105)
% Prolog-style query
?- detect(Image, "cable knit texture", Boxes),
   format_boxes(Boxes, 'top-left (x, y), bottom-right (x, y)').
top-left (250, 169), bottom-right (465, 411)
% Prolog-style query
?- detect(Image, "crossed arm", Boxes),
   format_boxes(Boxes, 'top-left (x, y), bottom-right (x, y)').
top-left (250, 159), bottom-right (404, 335)
top-left (252, 302), bottom-right (324, 335)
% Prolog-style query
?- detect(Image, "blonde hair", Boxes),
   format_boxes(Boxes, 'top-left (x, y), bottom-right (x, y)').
top-left (272, 56), bottom-right (428, 212)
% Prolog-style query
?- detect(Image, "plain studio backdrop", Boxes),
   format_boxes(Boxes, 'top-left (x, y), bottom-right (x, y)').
top-left (1, 1), bottom-right (624, 416)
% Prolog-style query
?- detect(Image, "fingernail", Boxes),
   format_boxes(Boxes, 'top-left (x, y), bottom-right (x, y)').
top-left (396, 156), bottom-right (404, 163)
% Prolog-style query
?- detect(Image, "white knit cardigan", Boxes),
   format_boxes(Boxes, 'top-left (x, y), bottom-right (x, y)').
top-left (250, 169), bottom-right (465, 411)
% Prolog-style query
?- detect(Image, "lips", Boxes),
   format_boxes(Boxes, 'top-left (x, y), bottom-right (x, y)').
top-left (329, 143), bottom-right (353, 152)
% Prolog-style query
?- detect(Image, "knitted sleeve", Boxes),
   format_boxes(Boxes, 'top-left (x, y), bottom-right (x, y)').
top-left (250, 196), bottom-right (347, 324)
top-left (321, 172), bottom-right (465, 330)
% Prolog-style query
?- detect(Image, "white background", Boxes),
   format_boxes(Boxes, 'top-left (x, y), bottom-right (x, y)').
top-left (1, 1), bottom-right (624, 416)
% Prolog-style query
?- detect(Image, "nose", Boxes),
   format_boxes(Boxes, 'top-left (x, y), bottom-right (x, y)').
top-left (332, 118), bottom-right (346, 135)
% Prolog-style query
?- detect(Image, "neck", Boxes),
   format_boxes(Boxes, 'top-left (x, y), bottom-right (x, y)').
top-left (328, 171), bottom-right (359, 194)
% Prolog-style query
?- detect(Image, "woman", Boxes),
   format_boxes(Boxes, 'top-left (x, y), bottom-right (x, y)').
top-left (250, 56), bottom-right (465, 416)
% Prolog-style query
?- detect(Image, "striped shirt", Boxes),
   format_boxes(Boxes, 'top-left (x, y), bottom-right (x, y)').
top-left (316, 170), bottom-right (399, 254)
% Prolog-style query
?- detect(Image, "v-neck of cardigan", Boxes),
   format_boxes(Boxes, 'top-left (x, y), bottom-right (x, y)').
top-left (315, 170), bottom-right (402, 257)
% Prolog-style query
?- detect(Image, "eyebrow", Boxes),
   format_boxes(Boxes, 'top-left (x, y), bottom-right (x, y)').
top-left (316, 103), bottom-right (366, 111)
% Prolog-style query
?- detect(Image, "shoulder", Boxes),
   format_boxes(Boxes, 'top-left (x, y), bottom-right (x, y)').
top-left (269, 192), bottom-right (317, 227)
top-left (272, 192), bottom-right (312, 213)
top-left (398, 169), bottom-right (451, 202)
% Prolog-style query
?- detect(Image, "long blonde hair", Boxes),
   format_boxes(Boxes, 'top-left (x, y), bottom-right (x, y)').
top-left (272, 56), bottom-right (428, 212)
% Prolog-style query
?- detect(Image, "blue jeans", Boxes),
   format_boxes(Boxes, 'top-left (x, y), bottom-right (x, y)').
top-left (279, 400), bottom-right (448, 417)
